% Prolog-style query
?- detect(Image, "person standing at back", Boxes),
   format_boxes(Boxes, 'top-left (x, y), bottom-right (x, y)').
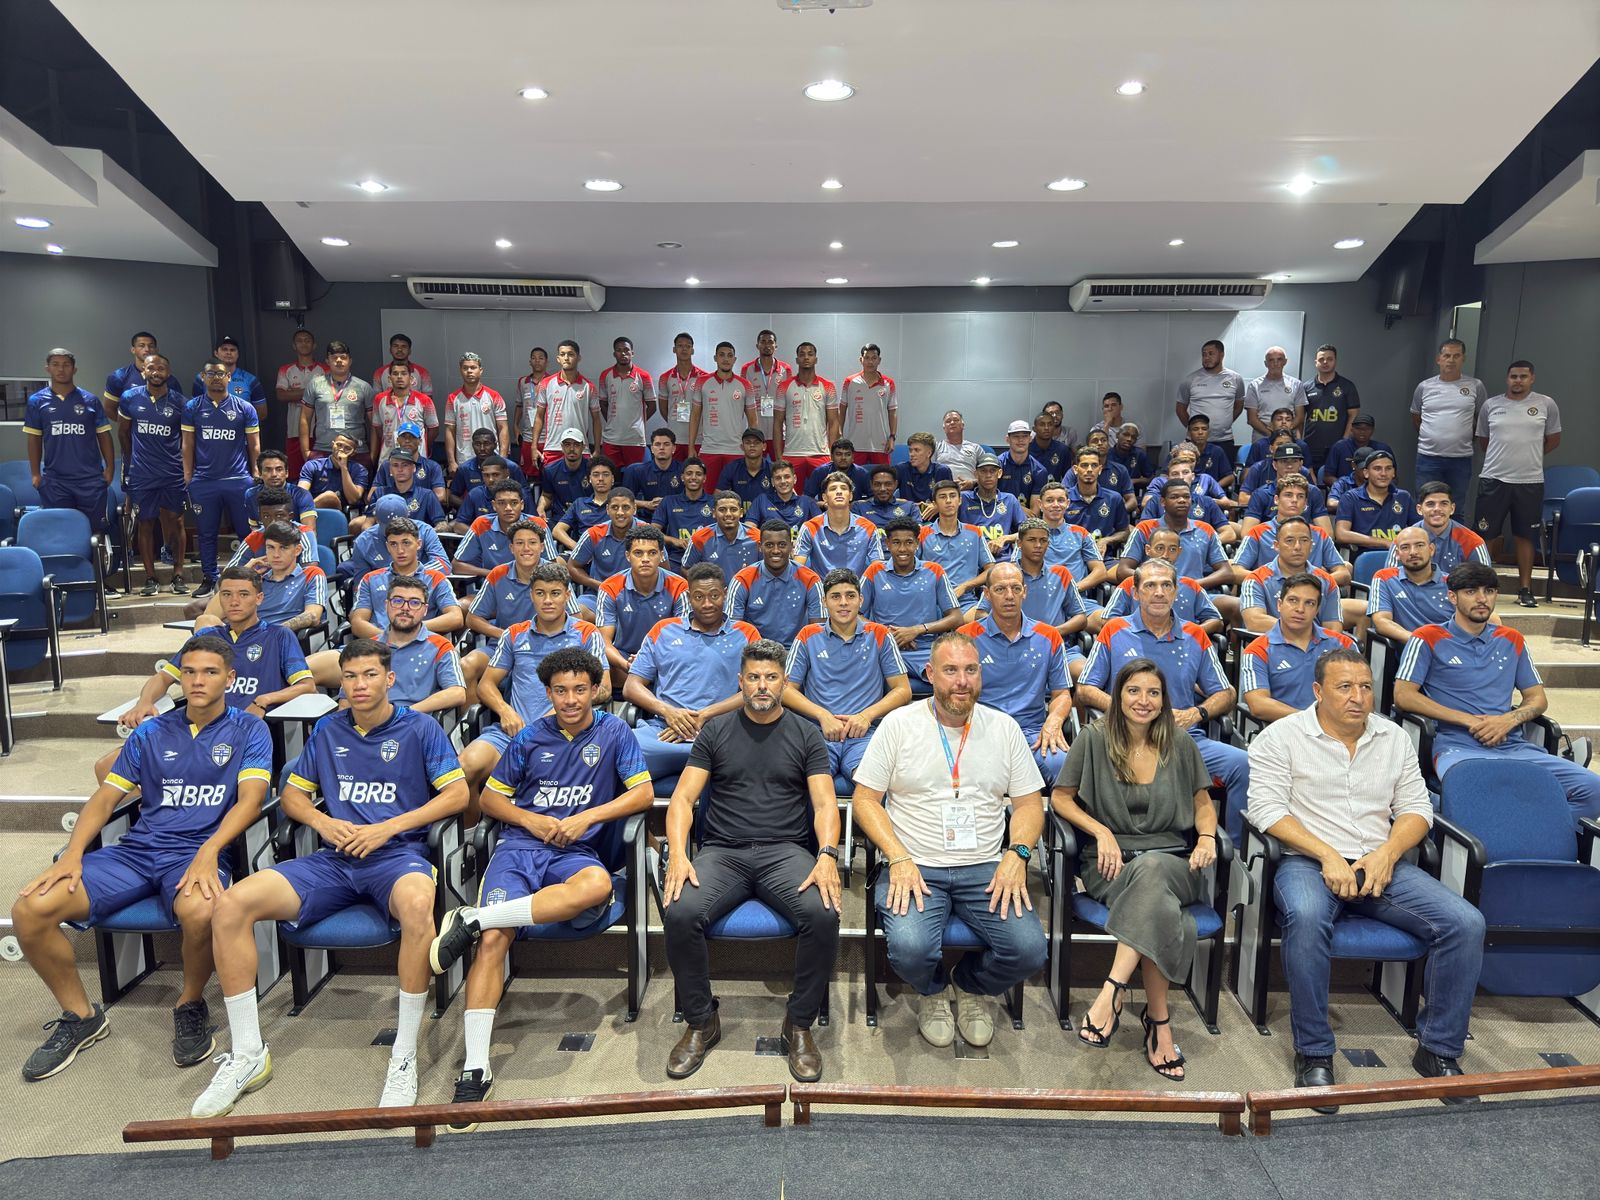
top-left (1410, 338), bottom-right (1487, 505)
top-left (1473, 360), bottom-right (1561, 609)
top-left (740, 329), bottom-right (795, 451)
top-left (1301, 344), bottom-right (1359, 474)
top-left (840, 344), bottom-right (898, 465)
top-left (1175, 339), bottom-right (1245, 455)
top-left (25, 347), bottom-right (115, 534)
top-left (597, 336), bottom-right (655, 468)
top-left (184, 358), bottom-right (261, 601)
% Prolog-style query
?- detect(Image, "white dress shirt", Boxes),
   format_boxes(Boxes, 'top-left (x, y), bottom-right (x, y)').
top-left (1245, 706), bottom-right (1432, 860)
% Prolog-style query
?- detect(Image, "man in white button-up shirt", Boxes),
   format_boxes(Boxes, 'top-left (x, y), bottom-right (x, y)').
top-left (1247, 646), bottom-right (1484, 1107)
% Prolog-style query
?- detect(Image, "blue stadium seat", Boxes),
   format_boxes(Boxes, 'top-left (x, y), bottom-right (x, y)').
top-left (889, 444), bottom-right (910, 466)
top-left (17, 508), bottom-right (107, 632)
top-left (1434, 759), bottom-right (1600, 1015)
top-left (1348, 549), bottom-right (1388, 599)
top-left (314, 507), bottom-right (348, 550)
top-left (1229, 812), bottom-right (1429, 1034)
top-left (1046, 809), bottom-right (1232, 1033)
top-left (1540, 465), bottom-right (1600, 569)
top-left (0, 545), bottom-right (64, 690)
top-left (1544, 485), bottom-right (1600, 642)
top-left (0, 461), bottom-right (42, 509)
top-left (0, 483), bottom-right (18, 545)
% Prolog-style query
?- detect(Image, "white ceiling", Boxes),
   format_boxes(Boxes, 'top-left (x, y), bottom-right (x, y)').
top-left (1475, 150), bottom-right (1600, 265)
top-left (51, 0), bottom-right (1600, 288)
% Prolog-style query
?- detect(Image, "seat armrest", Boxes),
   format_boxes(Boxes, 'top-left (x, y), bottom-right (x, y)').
top-left (470, 816), bottom-right (503, 859)
top-left (1526, 713), bottom-right (1563, 755)
top-left (1241, 812), bottom-right (1284, 865)
top-left (427, 813), bottom-right (464, 854)
top-left (1431, 814), bottom-right (1485, 901)
top-left (1579, 818), bottom-right (1600, 864)
top-left (1049, 810), bottom-right (1079, 861)
top-left (622, 813), bottom-right (646, 844)
top-left (1212, 827), bottom-right (1235, 865)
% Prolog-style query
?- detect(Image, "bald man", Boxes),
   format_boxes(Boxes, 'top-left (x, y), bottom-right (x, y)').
top-left (1245, 347), bottom-right (1309, 440)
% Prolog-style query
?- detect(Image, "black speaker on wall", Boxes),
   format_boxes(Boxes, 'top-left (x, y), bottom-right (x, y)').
top-left (1376, 242), bottom-right (1433, 321)
top-left (255, 239), bottom-right (307, 312)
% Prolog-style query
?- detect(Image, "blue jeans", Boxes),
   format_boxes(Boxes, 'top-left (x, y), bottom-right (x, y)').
top-left (1274, 855), bottom-right (1485, 1058)
top-left (1413, 454), bottom-right (1473, 508)
top-left (1196, 733), bottom-right (1251, 844)
top-left (875, 862), bottom-right (1047, 997)
top-left (189, 476), bottom-right (252, 582)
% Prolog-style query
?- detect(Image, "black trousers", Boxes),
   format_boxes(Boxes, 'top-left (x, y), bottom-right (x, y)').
top-left (662, 841), bottom-right (839, 1028)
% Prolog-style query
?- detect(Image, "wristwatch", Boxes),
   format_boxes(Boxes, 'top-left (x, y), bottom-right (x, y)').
top-left (817, 846), bottom-right (839, 861)
top-left (1008, 843), bottom-right (1032, 863)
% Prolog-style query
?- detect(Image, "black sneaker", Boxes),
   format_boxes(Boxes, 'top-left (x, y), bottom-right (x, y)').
top-left (170, 578), bottom-right (190, 595)
top-left (172, 999), bottom-right (216, 1067)
top-left (1516, 588), bottom-right (1538, 608)
top-left (140, 579), bottom-right (160, 597)
top-left (193, 580), bottom-right (216, 600)
top-left (447, 1068), bottom-right (492, 1133)
top-left (429, 906), bottom-right (481, 975)
top-left (22, 1006), bottom-right (110, 1081)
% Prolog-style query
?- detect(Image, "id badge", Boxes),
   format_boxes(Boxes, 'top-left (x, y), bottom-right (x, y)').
top-left (942, 803), bottom-right (977, 851)
top-left (675, 394), bottom-right (692, 423)
top-left (759, 394), bottom-right (774, 419)
top-left (332, 403), bottom-right (357, 431)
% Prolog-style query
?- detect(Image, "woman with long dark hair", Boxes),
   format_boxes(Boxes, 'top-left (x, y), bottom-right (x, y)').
top-left (1051, 658), bottom-right (1218, 1080)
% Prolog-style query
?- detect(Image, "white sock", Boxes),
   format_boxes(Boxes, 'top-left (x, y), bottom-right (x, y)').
top-left (392, 989), bottom-right (428, 1059)
top-left (472, 896), bottom-right (534, 931)
top-left (463, 1009), bottom-right (495, 1073)
top-left (224, 989), bottom-right (263, 1058)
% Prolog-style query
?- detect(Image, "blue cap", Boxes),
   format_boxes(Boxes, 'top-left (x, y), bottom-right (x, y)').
top-left (373, 494), bottom-right (409, 521)
top-left (397, 421), bottom-right (423, 440)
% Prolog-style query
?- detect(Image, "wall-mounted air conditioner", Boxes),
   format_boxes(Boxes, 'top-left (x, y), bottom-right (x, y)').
top-left (407, 277), bottom-right (605, 312)
top-left (1068, 278), bottom-right (1272, 313)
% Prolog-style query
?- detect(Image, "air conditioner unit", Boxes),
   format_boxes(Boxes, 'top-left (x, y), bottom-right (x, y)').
top-left (406, 277), bottom-right (605, 312)
top-left (1068, 278), bottom-right (1272, 313)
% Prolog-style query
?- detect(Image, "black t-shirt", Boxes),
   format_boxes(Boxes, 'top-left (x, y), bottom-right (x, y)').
top-left (688, 709), bottom-right (830, 847)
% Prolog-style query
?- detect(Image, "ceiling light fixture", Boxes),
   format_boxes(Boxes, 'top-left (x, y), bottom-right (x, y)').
top-left (821, 178), bottom-right (843, 190)
top-left (826, 277), bottom-right (849, 285)
top-left (684, 276), bottom-right (701, 286)
top-left (828, 240), bottom-right (843, 250)
top-left (972, 276), bottom-right (992, 286)
top-left (991, 239), bottom-right (1019, 248)
top-left (1045, 177), bottom-right (1087, 192)
top-left (803, 79), bottom-right (855, 102)
top-left (494, 238), bottom-right (513, 249)
top-left (656, 241), bottom-right (683, 249)
top-left (1333, 237), bottom-right (1365, 250)
top-left (1168, 238), bottom-right (1185, 247)
top-left (14, 216), bottom-right (51, 229)
top-left (357, 179), bottom-right (388, 194)
top-left (1115, 80), bottom-right (1146, 96)
top-left (1284, 174), bottom-right (1316, 196)
top-left (518, 86), bottom-right (549, 101)
top-left (584, 179), bottom-right (623, 192)
top-left (1264, 273), bottom-right (1292, 282)
top-left (321, 236), bottom-right (350, 247)
top-left (44, 243), bottom-right (65, 254)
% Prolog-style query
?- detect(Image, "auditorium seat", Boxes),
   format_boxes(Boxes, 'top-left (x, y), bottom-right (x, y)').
top-left (16, 507), bottom-right (107, 633)
top-left (0, 483), bottom-right (19, 545)
top-left (314, 507), bottom-right (349, 550)
top-left (0, 545), bottom-right (64, 690)
top-left (0, 460), bottom-right (41, 510)
top-left (1539, 466), bottom-right (1599, 580)
top-left (1544, 484), bottom-right (1600, 641)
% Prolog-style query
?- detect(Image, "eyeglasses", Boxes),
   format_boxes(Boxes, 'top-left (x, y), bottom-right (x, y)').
top-left (388, 596), bottom-right (426, 610)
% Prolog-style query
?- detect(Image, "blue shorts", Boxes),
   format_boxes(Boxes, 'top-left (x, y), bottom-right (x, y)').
top-left (481, 841), bottom-right (611, 933)
top-left (129, 484), bottom-right (187, 517)
top-left (73, 841), bottom-right (232, 929)
top-left (475, 725), bottom-right (514, 756)
top-left (272, 843), bottom-right (434, 928)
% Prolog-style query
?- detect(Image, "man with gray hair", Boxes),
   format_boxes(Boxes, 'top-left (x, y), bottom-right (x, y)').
top-left (934, 409), bottom-right (984, 486)
top-left (1245, 346), bottom-right (1309, 439)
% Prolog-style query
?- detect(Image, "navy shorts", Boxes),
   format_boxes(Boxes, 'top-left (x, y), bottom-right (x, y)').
top-left (129, 484), bottom-right (188, 517)
top-left (73, 841), bottom-right (232, 929)
top-left (475, 724), bottom-right (515, 755)
top-left (273, 843), bottom-right (434, 928)
top-left (39, 476), bottom-right (108, 532)
top-left (480, 841), bottom-right (612, 933)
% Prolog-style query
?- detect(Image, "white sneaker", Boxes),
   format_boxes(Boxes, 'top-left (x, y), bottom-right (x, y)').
top-left (917, 985), bottom-right (956, 1048)
top-left (380, 1052), bottom-right (419, 1107)
top-left (191, 1046), bottom-right (272, 1118)
top-left (954, 990), bottom-right (995, 1047)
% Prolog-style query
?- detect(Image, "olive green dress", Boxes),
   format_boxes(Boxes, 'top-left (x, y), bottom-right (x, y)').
top-left (1054, 723), bottom-right (1210, 981)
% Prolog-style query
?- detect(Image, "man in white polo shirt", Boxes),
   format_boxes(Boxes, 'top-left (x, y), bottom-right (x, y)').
top-left (1176, 339), bottom-right (1245, 453)
top-left (1410, 338), bottom-right (1487, 508)
top-left (1473, 360), bottom-right (1561, 608)
top-left (935, 410), bottom-right (985, 487)
top-left (529, 340), bottom-right (602, 466)
top-left (1245, 347), bottom-right (1309, 439)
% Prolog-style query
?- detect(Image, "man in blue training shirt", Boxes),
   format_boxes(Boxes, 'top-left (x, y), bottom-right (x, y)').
top-left (861, 517), bottom-right (964, 692)
top-left (194, 638), bottom-right (468, 1118)
top-left (918, 479), bottom-right (994, 602)
top-left (427, 647), bottom-right (654, 1121)
top-left (685, 490), bottom-right (763, 575)
top-left (102, 330), bottom-right (160, 417)
top-left (13, 635), bottom-right (271, 1081)
top-left (726, 521), bottom-right (825, 645)
top-left (717, 427), bottom-right (775, 506)
top-left (118, 351), bottom-right (190, 594)
top-left (1369, 525), bottom-right (1456, 644)
top-left (595, 525), bottom-right (691, 692)
top-left (747, 458), bottom-right (819, 534)
top-left (25, 347), bottom-right (115, 533)
top-left (854, 465), bottom-right (919, 527)
top-left (184, 357), bottom-right (261, 600)
top-left (1240, 573), bottom-right (1357, 721)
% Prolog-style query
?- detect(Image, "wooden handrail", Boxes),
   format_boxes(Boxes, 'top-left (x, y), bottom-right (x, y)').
top-left (788, 1083), bottom-right (1246, 1136)
top-left (123, 1084), bottom-right (788, 1160)
top-left (1245, 1062), bottom-right (1600, 1134)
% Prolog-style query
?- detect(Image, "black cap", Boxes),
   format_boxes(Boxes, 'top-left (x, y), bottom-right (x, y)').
top-left (1364, 448), bottom-right (1396, 467)
top-left (1352, 447), bottom-right (1377, 467)
top-left (1351, 412), bottom-right (1376, 428)
top-left (216, 335), bottom-right (241, 350)
top-left (388, 446), bottom-right (418, 463)
top-left (1271, 443), bottom-right (1305, 461)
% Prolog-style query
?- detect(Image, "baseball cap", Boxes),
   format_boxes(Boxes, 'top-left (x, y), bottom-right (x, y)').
top-left (1271, 443), bottom-right (1305, 461)
top-left (1006, 419), bottom-right (1032, 436)
top-left (559, 427), bottom-right (586, 444)
top-left (46, 347), bottom-right (76, 363)
top-left (1364, 448), bottom-right (1396, 467)
top-left (372, 494), bottom-right (409, 521)
top-left (388, 446), bottom-right (418, 463)
top-left (1351, 413), bottom-right (1376, 428)
top-left (1352, 447), bottom-right (1377, 468)
top-left (740, 427), bottom-right (766, 441)
top-left (975, 451), bottom-right (1002, 470)
top-left (216, 335), bottom-right (241, 350)
top-left (397, 421), bottom-right (423, 440)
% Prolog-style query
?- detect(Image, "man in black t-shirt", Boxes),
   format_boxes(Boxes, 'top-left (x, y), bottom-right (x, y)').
top-left (660, 638), bottom-right (842, 1083)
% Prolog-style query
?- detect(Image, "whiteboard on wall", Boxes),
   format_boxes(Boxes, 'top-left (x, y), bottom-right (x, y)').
top-left (381, 307), bottom-right (1304, 449)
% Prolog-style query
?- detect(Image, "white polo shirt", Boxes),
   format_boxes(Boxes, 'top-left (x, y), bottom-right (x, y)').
top-left (531, 374), bottom-right (601, 451)
top-left (694, 373), bottom-right (759, 454)
top-left (775, 375), bottom-right (837, 458)
top-left (1177, 367), bottom-right (1246, 442)
top-left (597, 365), bottom-right (654, 448)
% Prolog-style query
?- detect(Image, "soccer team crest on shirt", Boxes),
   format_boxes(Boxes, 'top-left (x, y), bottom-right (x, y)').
top-left (581, 743), bottom-right (601, 768)
top-left (211, 742), bottom-right (233, 767)
top-left (381, 738), bottom-right (400, 763)
top-left (247, 644), bottom-right (263, 662)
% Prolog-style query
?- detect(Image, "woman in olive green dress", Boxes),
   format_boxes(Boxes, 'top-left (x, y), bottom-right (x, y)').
top-left (1050, 658), bottom-right (1218, 1081)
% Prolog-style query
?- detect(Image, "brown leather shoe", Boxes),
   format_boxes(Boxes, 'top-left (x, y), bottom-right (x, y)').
top-left (782, 1018), bottom-right (822, 1083)
top-left (665, 1012), bottom-right (721, 1079)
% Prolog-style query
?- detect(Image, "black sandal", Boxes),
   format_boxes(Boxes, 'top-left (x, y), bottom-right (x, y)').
top-left (1078, 978), bottom-right (1130, 1048)
top-left (1141, 1006), bottom-right (1186, 1081)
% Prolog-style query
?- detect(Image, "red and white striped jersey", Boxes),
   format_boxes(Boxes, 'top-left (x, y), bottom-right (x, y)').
top-left (840, 372), bottom-right (897, 453)
top-left (371, 360), bottom-right (433, 395)
top-left (443, 386), bottom-right (507, 446)
top-left (276, 360), bottom-right (326, 397)
top-left (531, 373), bottom-right (602, 452)
top-left (656, 365), bottom-right (708, 446)
top-left (372, 389), bottom-right (440, 453)
top-left (775, 375), bottom-right (838, 458)
top-left (694, 373), bottom-right (760, 453)
top-left (739, 357), bottom-right (795, 441)
top-left (597, 366), bottom-right (655, 448)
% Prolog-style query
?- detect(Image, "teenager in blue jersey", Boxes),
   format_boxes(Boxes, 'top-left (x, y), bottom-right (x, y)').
top-left (747, 458), bottom-right (820, 534)
top-left (337, 494), bottom-right (451, 585)
top-left (24, 348), bottom-right (115, 533)
top-left (453, 482), bottom-right (553, 583)
top-left (917, 479), bottom-right (993, 603)
top-left (299, 432), bottom-right (369, 512)
top-left (895, 431), bottom-right (953, 514)
top-left (247, 449), bottom-right (316, 529)
top-left (1238, 518), bottom-right (1344, 635)
top-left (725, 520), bottom-right (825, 645)
top-left (596, 525), bottom-right (691, 692)
top-left (451, 455), bottom-right (524, 530)
top-left (653, 458), bottom-right (717, 565)
top-left (685, 491), bottom-right (763, 575)
top-left (1038, 482), bottom-right (1112, 591)
top-left (717, 427), bottom-right (775, 505)
top-left (853, 465), bottom-right (918, 527)
top-left (961, 452), bottom-right (1028, 561)
top-left (621, 428), bottom-right (686, 515)
top-left (861, 518), bottom-right (965, 692)
top-left (184, 357), bottom-right (261, 600)
top-left (118, 351), bottom-right (190, 594)
top-left (795, 473), bottom-right (884, 576)
top-left (451, 428), bottom-right (530, 513)
top-left (426, 647), bottom-right (654, 1121)
top-left (194, 638), bottom-right (467, 1118)
top-left (1369, 525), bottom-right (1457, 645)
top-left (802, 439), bottom-right (871, 502)
top-left (101, 330), bottom-right (160, 418)
top-left (570, 487), bottom-right (649, 592)
top-left (13, 635), bottom-right (270, 1081)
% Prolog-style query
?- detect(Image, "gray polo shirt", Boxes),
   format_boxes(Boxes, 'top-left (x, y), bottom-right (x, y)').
top-left (301, 374), bottom-right (374, 452)
top-left (1476, 391), bottom-right (1560, 485)
top-left (1245, 373), bottom-right (1308, 418)
top-left (1409, 374), bottom-right (1487, 458)
top-left (1177, 367), bottom-right (1245, 442)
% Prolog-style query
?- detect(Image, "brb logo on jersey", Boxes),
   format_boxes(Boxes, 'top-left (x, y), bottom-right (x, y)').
top-left (52, 421), bottom-right (89, 436)
top-left (339, 778), bottom-right (398, 805)
top-left (200, 426), bottom-right (233, 440)
top-left (533, 782), bottom-right (595, 809)
top-left (162, 782), bottom-right (227, 807)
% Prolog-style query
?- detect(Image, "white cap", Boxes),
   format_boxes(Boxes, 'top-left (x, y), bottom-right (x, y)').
top-left (1006, 419), bottom-right (1031, 436)
top-left (559, 427), bottom-right (586, 444)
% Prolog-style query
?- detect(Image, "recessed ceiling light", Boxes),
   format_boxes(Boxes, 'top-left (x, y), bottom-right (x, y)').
top-left (828, 240), bottom-right (843, 250)
top-left (321, 236), bottom-right (350, 247)
top-left (1333, 237), bottom-right (1365, 250)
top-left (684, 276), bottom-right (700, 286)
top-left (390, 274), bottom-right (403, 279)
top-left (803, 79), bottom-right (854, 102)
top-left (357, 179), bottom-right (388, 194)
top-left (971, 276), bottom-right (992, 286)
top-left (1168, 238), bottom-right (1185, 247)
top-left (991, 239), bottom-right (1019, 248)
top-left (1264, 273), bottom-right (1292, 282)
top-left (656, 241), bottom-right (683, 249)
top-left (14, 216), bottom-right (51, 229)
top-left (826, 277), bottom-right (849, 285)
top-left (494, 238), bottom-right (513, 249)
top-left (1285, 175), bottom-right (1316, 196)
top-left (821, 178), bottom-right (843, 190)
top-left (1045, 177), bottom-right (1087, 192)
top-left (518, 86), bottom-right (549, 101)
top-left (1115, 80), bottom-right (1146, 96)
top-left (44, 243), bottom-right (65, 254)
top-left (584, 179), bottom-right (623, 192)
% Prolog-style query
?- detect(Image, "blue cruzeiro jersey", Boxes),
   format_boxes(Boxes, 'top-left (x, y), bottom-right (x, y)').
top-left (620, 457), bottom-right (684, 503)
top-left (860, 560), bottom-right (959, 667)
top-left (288, 705), bottom-right (464, 842)
top-left (485, 711), bottom-right (650, 865)
top-left (725, 561), bottom-right (824, 644)
top-left (1083, 612), bottom-right (1229, 741)
top-left (631, 615), bottom-right (760, 714)
top-left (1045, 522), bottom-right (1105, 579)
top-left (160, 620), bottom-right (311, 705)
top-left (853, 497), bottom-right (919, 527)
top-left (1099, 576), bottom-right (1222, 628)
top-left (685, 522), bottom-right (763, 575)
top-left (596, 569), bottom-right (690, 655)
top-left (258, 565), bottom-right (328, 626)
top-left (467, 563), bottom-right (578, 636)
top-left (1366, 566), bottom-right (1454, 632)
top-left (455, 514), bottom-right (555, 571)
top-left (105, 707), bottom-right (273, 855)
top-left (959, 490), bottom-right (1027, 552)
top-left (356, 566), bottom-right (459, 630)
top-left (182, 394), bottom-right (258, 480)
top-left (1241, 624), bottom-right (1356, 710)
top-left (489, 619), bottom-right (607, 722)
top-left (956, 615), bottom-right (1070, 738)
top-left (653, 491), bottom-right (718, 555)
top-left (380, 630), bottom-right (464, 707)
top-left (917, 522), bottom-right (994, 591)
top-left (119, 385), bottom-right (186, 488)
top-left (786, 620), bottom-right (908, 718)
top-left (23, 386), bottom-right (110, 484)
top-left (794, 514), bottom-right (884, 575)
top-left (1232, 521), bottom-right (1344, 574)
top-left (1240, 562), bottom-right (1341, 626)
top-left (747, 492), bottom-right (819, 537)
top-left (1396, 620), bottom-right (1541, 749)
